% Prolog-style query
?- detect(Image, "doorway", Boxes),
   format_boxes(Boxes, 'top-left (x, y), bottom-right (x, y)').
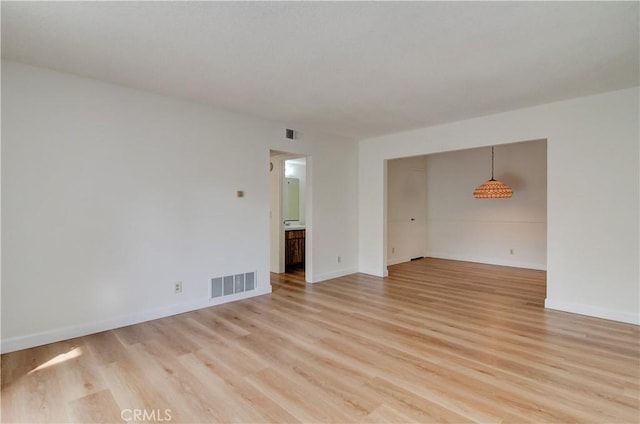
top-left (269, 151), bottom-right (310, 280)
top-left (385, 140), bottom-right (547, 271)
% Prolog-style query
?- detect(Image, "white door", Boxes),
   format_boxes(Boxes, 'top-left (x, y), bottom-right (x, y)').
top-left (406, 169), bottom-right (426, 259)
top-left (387, 164), bottom-right (426, 264)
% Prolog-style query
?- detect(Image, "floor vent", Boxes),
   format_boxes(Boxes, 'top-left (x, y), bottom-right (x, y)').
top-left (211, 271), bottom-right (255, 299)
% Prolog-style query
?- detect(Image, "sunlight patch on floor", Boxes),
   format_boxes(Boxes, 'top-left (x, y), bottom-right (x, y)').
top-left (28, 347), bottom-right (83, 374)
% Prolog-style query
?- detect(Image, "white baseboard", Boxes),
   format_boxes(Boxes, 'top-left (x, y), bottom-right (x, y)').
top-left (208, 285), bottom-right (272, 306)
top-left (310, 268), bottom-right (358, 283)
top-left (0, 286), bottom-right (272, 354)
top-left (387, 256), bottom-right (411, 266)
top-left (545, 298), bottom-right (639, 325)
top-left (425, 251), bottom-right (546, 271)
top-left (358, 267), bottom-right (387, 278)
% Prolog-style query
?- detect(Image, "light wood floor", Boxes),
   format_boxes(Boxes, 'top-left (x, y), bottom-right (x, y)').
top-left (2, 258), bottom-right (639, 423)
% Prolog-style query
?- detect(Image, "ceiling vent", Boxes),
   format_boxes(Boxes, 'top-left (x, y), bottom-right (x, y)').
top-left (285, 128), bottom-right (296, 140)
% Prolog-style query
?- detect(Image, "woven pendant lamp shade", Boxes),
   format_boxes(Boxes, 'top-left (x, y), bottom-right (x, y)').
top-left (473, 147), bottom-right (513, 199)
top-left (473, 178), bottom-right (513, 198)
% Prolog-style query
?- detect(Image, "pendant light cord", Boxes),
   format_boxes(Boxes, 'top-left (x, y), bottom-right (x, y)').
top-left (491, 146), bottom-right (495, 180)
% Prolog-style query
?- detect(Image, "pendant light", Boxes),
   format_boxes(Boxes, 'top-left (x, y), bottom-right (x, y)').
top-left (473, 146), bottom-right (513, 198)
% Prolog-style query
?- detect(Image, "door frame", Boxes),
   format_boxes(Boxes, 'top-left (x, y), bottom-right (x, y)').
top-left (269, 151), bottom-right (312, 282)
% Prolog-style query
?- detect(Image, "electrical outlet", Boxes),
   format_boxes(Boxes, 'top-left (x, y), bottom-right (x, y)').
top-left (338, 256), bottom-right (341, 263)
top-left (174, 281), bottom-right (182, 293)
top-left (510, 249), bottom-right (514, 255)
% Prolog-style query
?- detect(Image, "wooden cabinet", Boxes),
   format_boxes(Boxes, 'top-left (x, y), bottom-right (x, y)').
top-left (285, 229), bottom-right (305, 269)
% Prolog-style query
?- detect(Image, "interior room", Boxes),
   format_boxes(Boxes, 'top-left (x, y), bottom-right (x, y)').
top-left (387, 140), bottom-right (547, 270)
top-left (1, 2), bottom-right (638, 423)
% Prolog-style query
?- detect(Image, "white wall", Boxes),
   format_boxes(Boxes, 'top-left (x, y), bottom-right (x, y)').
top-left (424, 140), bottom-right (547, 269)
top-left (1, 61), bottom-right (359, 352)
top-left (305, 135), bottom-right (359, 283)
top-left (360, 87), bottom-right (639, 324)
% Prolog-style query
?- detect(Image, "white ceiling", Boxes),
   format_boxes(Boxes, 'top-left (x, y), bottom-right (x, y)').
top-left (2, 1), bottom-right (638, 139)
